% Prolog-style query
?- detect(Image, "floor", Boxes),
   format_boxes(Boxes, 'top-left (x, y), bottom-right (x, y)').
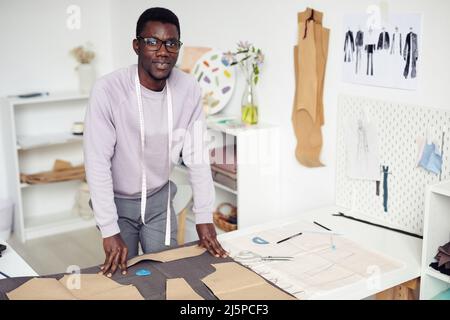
top-left (8, 227), bottom-right (104, 275)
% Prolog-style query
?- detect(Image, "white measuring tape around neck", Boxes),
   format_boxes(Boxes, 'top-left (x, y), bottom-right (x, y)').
top-left (134, 69), bottom-right (173, 246)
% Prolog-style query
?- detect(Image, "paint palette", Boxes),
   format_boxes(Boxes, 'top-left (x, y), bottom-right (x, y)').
top-left (191, 49), bottom-right (235, 115)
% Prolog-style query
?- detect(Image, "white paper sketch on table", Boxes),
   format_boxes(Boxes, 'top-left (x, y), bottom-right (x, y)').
top-left (234, 251), bottom-right (294, 263)
top-left (344, 110), bottom-right (380, 181)
top-left (220, 220), bottom-right (404, 299)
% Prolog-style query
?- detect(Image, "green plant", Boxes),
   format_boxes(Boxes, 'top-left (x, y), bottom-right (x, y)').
top-left (222, 41), bottom-right (264, 86)
top-left (223, 41), bottom-right (264, 124)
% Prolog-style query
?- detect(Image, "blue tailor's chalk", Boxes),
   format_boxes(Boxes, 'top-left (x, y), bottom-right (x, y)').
top-left (136, 269), bottom-right (152, 276)
top-left (252, 236), bottom-right (269, 244)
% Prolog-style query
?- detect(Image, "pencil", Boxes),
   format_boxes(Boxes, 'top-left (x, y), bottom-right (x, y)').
top-left (276, 232), bottom-right (303, 244)
top-left (313, 221), bottom-right (331, 231)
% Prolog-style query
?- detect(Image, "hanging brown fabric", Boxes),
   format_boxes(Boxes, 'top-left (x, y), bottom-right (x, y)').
top-left (303, 9), bottom-right (314, 39)
top-left (292, 8), bottom-right (329, 167)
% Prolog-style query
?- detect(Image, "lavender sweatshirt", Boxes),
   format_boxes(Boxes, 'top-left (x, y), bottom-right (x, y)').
top-left (84, 64), bottom-right (214, 238)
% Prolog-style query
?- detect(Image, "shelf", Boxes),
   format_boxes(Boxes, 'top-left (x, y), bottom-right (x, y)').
top-left (24, 210), bottom-right (96, 240)
top-left (174, 164), bottom-right (237, 195)
top-left (214, 181), bottom-right (237, 195)
top-left (8, 92), bottom-right (89, 106)
top-left (206, 114), bottom-right (278, 136)
top-left (20, 178), bottom-right (84, 189)
top-left (430, 181), bottom-right (450, 197)
top-left (17, 132), bottom-right (83, 150)
top-left (426, 267), bottom-right (450, 284)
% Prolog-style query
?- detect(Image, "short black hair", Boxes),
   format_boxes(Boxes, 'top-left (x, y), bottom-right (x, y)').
top-left (136, 7), bottom-right (180, 39)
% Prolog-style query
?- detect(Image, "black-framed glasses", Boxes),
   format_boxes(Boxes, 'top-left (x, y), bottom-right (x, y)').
top-left (136, 36), bottom-right (183, 53)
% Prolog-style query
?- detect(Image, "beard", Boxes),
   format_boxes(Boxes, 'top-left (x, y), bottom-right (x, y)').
top-left (140, 57), bottom-right (176, 82)
top-left (148, 67), bottom-right (172, 81)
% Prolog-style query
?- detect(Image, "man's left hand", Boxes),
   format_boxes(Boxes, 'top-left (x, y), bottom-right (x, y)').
top-left (196, 223), bottom-right (228, 258)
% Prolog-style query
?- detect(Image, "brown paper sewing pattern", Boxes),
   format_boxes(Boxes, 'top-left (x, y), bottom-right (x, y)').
top-left (201, 262), bottom-right (296, 300)
top-left (127, 245), bottom-right (206, 267)
top-left (6, 274), bottom-right (143, 300)
top-left (166, 278), bottom-right (204, 300)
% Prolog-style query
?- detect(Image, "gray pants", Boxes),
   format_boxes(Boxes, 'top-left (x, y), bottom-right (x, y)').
top-left (105, 181), bottom-right (178, 259)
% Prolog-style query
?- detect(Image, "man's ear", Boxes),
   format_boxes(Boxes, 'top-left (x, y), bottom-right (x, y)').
top-left (132, 39), bottom-right (139, 55)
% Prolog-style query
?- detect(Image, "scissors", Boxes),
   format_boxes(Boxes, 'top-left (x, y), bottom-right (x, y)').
top-left (234, 251), bottom-right (293, 263)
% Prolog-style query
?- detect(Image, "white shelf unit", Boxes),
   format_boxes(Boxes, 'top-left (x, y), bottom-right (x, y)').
top-left (420, 180), bottom-right (450, 299)
top-left (1, 92), bottom-right (95, 242)
top-left (170, 115), bottom-right (281, 242)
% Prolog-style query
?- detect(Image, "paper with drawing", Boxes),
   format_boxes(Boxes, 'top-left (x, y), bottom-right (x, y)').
top-left (220, 220), bottom-right (403, 299)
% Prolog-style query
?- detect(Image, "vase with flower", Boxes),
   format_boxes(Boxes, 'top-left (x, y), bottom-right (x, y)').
top-left (70, 44), bottom-right (96, 94)
top-left (223, 41), bottom-right (264, 125)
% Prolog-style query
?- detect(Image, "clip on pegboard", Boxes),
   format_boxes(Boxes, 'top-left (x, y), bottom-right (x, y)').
top-left (381, 165), bottom-right (393, 213)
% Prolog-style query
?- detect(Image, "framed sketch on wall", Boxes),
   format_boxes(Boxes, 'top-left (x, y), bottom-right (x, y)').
top-left (342, 13), bottom-right (421, 90)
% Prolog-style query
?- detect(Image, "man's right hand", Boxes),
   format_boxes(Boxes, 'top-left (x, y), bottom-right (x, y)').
top-left (100, 234), bottom-right (128, 277)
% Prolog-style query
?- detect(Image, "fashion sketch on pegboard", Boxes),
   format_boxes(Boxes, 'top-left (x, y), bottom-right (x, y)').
top-left (344, 29), bottom-right (355, 62)
top-left (344, 111), bottom-right (380, 181)
top-left (356, 118), bottom-right (369, 166)
top-left (403, 28), bottom-right (418, 79)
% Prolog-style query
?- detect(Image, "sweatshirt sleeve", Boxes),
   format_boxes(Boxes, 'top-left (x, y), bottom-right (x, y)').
top-left (181, 81), bottom-right (215, 224)
top-left (83, 81), bottom-right (120, 238)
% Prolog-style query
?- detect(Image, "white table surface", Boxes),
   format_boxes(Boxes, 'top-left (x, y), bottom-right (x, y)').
top-left (218, 205), bottom-right (423, 300)
top-left (0, 240), bottom-right (38, 279)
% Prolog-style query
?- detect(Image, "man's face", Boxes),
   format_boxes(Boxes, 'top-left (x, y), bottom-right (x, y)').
top-left (133, 21), bottom-right (179, 81)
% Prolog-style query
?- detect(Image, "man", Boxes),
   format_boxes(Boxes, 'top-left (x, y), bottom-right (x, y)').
top-left (84, 7), bottom-right (227, 277)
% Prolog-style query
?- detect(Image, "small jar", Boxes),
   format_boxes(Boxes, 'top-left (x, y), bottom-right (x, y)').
top-left (71, 122), bottom-right (84, 135)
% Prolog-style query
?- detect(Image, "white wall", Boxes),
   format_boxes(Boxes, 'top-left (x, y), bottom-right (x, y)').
top-left (109, 0), bottom-right (450, 218)
top-left (1, 0), bottom-right (449, 218)
top-left (0, 0), bottom-right (114, 198)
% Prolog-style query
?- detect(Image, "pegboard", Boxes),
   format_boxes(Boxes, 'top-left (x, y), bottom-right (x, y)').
top-left (336, 94), bottom-right (450, 235)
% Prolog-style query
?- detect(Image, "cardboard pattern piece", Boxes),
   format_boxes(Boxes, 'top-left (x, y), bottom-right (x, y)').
top-left (292, 8), bottom-right (330, 167)
top-left (201, 262), bottom-right (296, 300)
top-left (6, 278), bottom-right (74, 300)
top-left (6, 274), bottom-right (143, 300)
top-left (127, 245), bottom-right (207, 268)
top-left (166, 278), bottom-right (204, 300)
